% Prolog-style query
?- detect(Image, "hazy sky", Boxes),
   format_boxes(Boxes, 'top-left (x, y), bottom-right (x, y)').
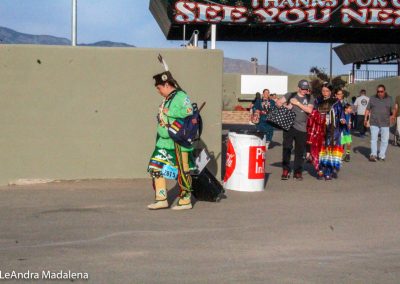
top-left (0, 0), bottom-right (387, 75)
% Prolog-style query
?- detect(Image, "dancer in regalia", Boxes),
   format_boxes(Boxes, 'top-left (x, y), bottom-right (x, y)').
top-left (307, 83), bottom-right (346, 180)
top-left (147, 70), bottom-right (195, 210)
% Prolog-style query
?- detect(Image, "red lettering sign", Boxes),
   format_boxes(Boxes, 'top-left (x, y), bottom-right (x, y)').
top-left (248, 146), bottom-right (266, 179)
top-left (173, 0), bottom-right (400, 27)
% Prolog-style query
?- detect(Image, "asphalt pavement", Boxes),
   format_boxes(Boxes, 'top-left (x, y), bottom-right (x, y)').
top-left (0, 132), bottom-right (399, 283)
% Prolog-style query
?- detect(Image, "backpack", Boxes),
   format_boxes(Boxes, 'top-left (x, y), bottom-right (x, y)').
top-left (167, 102), bottom-right (205, 148)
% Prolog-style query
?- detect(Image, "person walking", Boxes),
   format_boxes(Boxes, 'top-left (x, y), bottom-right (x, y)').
top-left (334, 89), bottom-right (352, 162)
top-left (351, 96), bottom-right (357, 129)
top-left (341, 104), bottom-right (353, 162)
top-left (147, 70), bottom-right (195, 210)
top-left (364, 85), bottom-right (396, 162)
top-left (394, 94), bottom-right (400, 141)
top-left (276, 80), bottom-right (314, 181)
top-left (335, 88), bottom-right (348, 107)
top-left (253, 89), bottom-right (276, 148)
top-left (307, 83), bottom-right (346, 180)
top-left (354, 89), bottom-right (370, 137)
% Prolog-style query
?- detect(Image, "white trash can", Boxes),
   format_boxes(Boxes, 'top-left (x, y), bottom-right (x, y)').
top-left (224, 132), bottom-right (266, 192)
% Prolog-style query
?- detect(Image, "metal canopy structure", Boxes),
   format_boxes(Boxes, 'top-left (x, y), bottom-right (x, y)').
top-left (334, 44), bottom-right (400, 65)
top-left (334, 44), bottom-right (400, 82)
top-left (150, 0), bottom-right (400, 43)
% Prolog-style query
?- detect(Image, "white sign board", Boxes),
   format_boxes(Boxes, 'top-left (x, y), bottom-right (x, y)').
top-left (241, 75), bottom-right (288, 95)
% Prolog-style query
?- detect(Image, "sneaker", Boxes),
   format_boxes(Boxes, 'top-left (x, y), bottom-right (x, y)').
top-left (281, 169), bottom-right (290, 180)
top-left (317, 170), bottom-right (324, 180)
top-left (325, 175), bottom-right (332, 181)
top-left (294, 172), bottom-right (303, 181)
top-left (344, 154), bottom-right (350, 162)
top-left (379, 157), bottom-right (385, 162)
top-left (369, 155), bottom-right (377, 162)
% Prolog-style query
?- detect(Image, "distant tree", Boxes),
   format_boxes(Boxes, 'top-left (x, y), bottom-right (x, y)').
top-left (309, 66), bottom-right (348, 98)
top-left (310, 66), bottom-right (329, 82)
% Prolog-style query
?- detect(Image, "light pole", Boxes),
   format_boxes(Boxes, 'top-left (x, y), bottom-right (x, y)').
top-left (211, 24), bottom-right (217, 49)
top-left (71, 0), bottom-right (77, 46)
top-left (266, 42), bottom-right (269, 74)
top-left (251, 57), bottom-right (258, 74)
top-left (329, 43), bottom-right (333, 82)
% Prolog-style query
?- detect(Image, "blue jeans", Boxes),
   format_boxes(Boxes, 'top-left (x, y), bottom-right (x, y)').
top-left (370, 126), bottom-right (390, 159)
top-left (256, 115), bottom-right (274, 142)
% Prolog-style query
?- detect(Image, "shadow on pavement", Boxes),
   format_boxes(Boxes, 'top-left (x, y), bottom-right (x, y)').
top-left (353, 146), bottom-right (370, 159)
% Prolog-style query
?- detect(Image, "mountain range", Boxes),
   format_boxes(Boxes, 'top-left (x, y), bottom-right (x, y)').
top-left (0, 26), bottom-right (287, 75)
top-left (0, 26), bottom-right (134, 47)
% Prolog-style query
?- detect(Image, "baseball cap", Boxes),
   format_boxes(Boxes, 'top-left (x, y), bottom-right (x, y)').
top-left (298, 79), bottom-right (310, 90)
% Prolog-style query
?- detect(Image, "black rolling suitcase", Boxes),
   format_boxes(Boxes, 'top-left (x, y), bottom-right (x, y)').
top-left (191, 168), bottom-right (225, 202)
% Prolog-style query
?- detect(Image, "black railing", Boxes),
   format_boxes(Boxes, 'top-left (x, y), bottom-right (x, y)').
top-left (349, 70), bottom-right (398, 83)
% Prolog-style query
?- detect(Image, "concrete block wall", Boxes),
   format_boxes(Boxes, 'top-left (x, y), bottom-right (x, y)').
top-left (347, 77), bottom-right (400, 98)
top-left (0, 45), bottom-right (223, 185)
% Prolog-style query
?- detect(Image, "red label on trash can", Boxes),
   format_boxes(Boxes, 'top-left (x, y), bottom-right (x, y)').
top-left (224, 139), bottom-right (236, 182)
top-left (248, 146), bottom-right (266, 179)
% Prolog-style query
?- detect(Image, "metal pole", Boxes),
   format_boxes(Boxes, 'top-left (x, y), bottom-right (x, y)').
top-left (251, 58), bottom-right (258, 75)
top-left (211, 24), bottom-right (216, 50)
top-left (398, 59), bottom-right (400, 76)
top-left (266, 42), bottom-right (269, 74)
top-left (188, 30), bottom-right (199, 48)
top-left (71, 0), bottom-right (77, 46)
top-left (194, 32), bottom-right (198, 47)
top-left (256, 60), bottom-right (258, 74)
top-left (329, 43), bottom-right (333, 82)
top-left (183, 25), bottom-right (186, 46)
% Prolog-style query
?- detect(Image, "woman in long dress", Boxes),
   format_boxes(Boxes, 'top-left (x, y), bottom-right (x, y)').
top-left (307, 83), bottom-right (346, 180)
